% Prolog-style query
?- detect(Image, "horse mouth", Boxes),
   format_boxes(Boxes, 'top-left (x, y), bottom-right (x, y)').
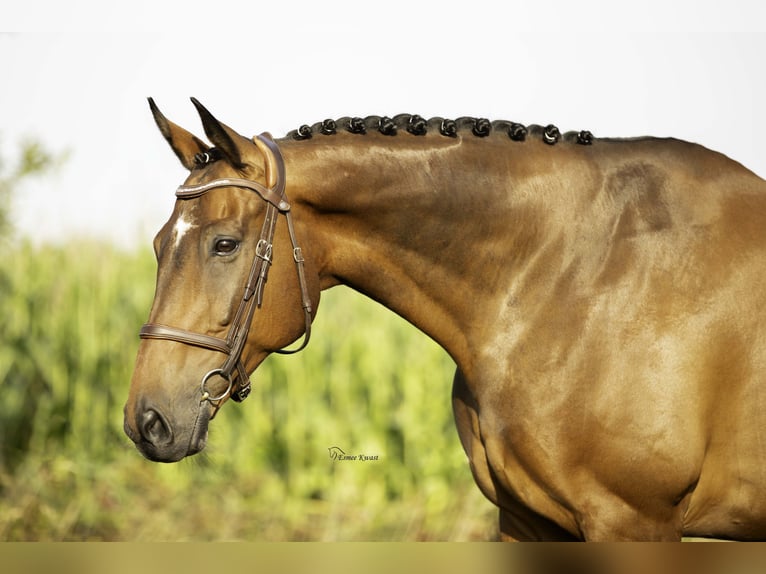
top-left (187, 414), bottom-right (210, 456)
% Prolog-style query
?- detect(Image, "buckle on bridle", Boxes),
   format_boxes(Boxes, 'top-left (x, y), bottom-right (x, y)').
top-left (232, 383), bottom-right (252, 402)
top-left (256, 239), bottom-right (273, 263)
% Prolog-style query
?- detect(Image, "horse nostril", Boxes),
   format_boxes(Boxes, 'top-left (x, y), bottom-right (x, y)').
top-left (140, 408), bottom-right (173, 446)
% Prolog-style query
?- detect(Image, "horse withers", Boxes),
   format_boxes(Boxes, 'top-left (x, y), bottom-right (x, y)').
top-left (124, 99), bottom-right (766, 540)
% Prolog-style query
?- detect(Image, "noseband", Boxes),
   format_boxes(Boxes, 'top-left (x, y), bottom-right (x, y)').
top-left (139, 133), bottom-right (312, 406)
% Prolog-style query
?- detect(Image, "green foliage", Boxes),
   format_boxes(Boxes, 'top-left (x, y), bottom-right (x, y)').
top-left (0, 241), bottom-right (495, 540)
top-left (0, 242), bottom-right (151, 470)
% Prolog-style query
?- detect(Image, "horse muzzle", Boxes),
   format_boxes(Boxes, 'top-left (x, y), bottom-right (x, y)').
top-left (123, 398), bottom-right (211, 463)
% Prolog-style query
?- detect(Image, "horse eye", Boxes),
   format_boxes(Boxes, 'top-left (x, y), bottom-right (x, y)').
top-left (214, 238), bottom-right (239, 255)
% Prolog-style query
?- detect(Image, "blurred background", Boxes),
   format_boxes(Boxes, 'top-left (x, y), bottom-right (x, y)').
top-left (1, 1), bottom-right (765, 541)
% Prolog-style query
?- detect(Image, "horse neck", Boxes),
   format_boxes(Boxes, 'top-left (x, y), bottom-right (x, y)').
top-left (281, 134), bottom-right (561, 365)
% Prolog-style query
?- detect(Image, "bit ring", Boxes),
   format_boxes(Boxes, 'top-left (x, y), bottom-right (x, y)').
top-left (200, 368), bottom-right (233, 403)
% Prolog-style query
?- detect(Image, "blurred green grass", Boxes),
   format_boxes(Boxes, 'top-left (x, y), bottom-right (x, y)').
top-left (0, 240), bottom-right (495, 540)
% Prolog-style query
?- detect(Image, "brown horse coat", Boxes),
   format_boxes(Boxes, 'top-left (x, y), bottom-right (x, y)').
top-left (125, 104), bottom-right (766, 540)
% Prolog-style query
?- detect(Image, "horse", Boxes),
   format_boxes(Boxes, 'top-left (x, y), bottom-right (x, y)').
top-left (124, 98), bottom-right (766, 541)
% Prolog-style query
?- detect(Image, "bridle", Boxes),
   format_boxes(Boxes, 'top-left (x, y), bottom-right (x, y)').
top-left (139, 133), bottom-right (312, 407)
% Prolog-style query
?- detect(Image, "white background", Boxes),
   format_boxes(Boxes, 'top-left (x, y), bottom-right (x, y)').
top-left (3, 1), bottom-right (765, 247)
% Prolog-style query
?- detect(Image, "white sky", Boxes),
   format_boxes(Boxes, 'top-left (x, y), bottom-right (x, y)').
top-left (3, 1), bottom-right (766, 247)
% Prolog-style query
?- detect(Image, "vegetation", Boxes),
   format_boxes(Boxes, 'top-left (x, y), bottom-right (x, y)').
top-left (0, 240), bottom-right (496, 540)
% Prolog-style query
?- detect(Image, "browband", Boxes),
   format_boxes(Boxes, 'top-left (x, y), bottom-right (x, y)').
top-left (176, 177), bottom-right (291, 212)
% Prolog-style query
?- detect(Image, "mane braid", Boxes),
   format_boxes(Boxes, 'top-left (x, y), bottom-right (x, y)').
top-left (287, 115), bottom-right (594, 146)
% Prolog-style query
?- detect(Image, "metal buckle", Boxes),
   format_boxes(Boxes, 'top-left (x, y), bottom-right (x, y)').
top-left (255, 239), bottom-right (273, 263)
top-left (232, 382), bottom-right (251, 402)
top-left (293, 246), bottom-right (305, 263)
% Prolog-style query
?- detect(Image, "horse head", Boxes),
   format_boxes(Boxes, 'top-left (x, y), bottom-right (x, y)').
top-left (123, 99), bottom-right (318, 462)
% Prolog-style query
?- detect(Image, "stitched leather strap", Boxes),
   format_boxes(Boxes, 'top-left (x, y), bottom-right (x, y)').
top-left (176, 177), bottom-right (290, 212)
top-left (140, 323), bottom-right (231, 354)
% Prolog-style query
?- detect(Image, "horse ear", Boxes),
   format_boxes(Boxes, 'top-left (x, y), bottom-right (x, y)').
top-left (190, 98), bottom-right (249, 169)
top-left (148, 98), bottom-right (208, 171)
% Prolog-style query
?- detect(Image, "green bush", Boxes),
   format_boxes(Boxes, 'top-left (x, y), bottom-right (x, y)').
top-left (0, 241), bottom-right (495, 540)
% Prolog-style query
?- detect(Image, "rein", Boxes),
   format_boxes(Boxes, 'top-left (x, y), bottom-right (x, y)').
top-left (139, 133), bottom-right (312, 407)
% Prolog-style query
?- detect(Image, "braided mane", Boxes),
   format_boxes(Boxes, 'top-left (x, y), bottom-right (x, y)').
top-left (285, 115), bottom-right (594, 146)
top-left (191, 116), bottom-right (595, 168)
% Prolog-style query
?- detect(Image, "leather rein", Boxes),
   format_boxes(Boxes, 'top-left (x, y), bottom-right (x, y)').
top-left (139, 133), bottom-right (312, 406)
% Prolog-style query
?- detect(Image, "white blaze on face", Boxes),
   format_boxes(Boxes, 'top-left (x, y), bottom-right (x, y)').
top-left (172, 214), bottom-right (196, 247)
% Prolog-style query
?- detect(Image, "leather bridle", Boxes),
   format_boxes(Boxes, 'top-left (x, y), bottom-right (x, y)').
top-left (139, 133), bottom-right (312, 406)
